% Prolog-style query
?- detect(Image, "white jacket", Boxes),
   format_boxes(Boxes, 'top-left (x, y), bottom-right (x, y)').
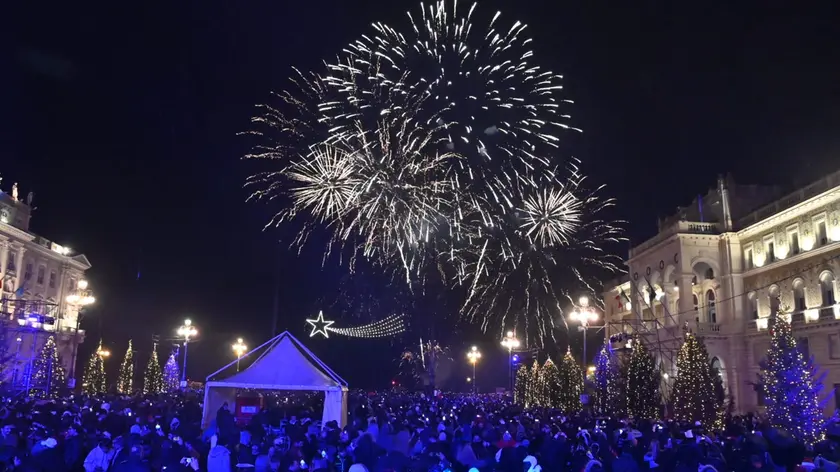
top-left (84, 446), bottom-right (114, 472)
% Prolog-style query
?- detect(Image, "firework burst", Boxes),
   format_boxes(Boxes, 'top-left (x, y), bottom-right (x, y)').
top-left (460, 166), bottom-right (624, 348)
top-left (245, 1), bottom-right (624, 347)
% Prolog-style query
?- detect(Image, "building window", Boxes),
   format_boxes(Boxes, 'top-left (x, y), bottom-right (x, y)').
top-left (817, 219), bottom-right (828, 247)
top-left (706, 290), bottom-right (716, 323)
top-left (821, 273), bottom-right (836, 306)
top-left (745, 247), bottom-right (753, 270)
top-left (764, 235), bottom-right (776, 263)
top-left (798, 337), bottom-right (810, 359)
top-left (830, 334), bottom-right (840, 360)
top-left (48, 271), bottom-right (56, 289)
top-left (788, 227), bottom-right (800, 255)
top-left (793, 280), bottom-right (806, 312)
top-left (24, 263), bottom-right (32, 281)
top-left (36, 267), bottom-right (45, 285)
top-left (704, 268), bottom-right (715, 280)
top-left (757, 389), bottom-right (765, 407)
top-left (749, 294), bottom-right (758, 320)
top-left (7, 252), bottom-right (15, 271)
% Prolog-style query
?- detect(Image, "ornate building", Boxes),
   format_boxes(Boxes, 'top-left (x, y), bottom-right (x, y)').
top-left (603, 171), bottom-right (840, 415)
top-left (0, 181), bottom-right (92, 392)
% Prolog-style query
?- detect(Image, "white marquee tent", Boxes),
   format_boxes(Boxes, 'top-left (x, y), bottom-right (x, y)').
top-left (202, 331), bottom-right (348, 429)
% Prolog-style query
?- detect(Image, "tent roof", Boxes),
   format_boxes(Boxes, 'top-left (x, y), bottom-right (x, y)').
top-left (207, 331), bottom-right (347, 391)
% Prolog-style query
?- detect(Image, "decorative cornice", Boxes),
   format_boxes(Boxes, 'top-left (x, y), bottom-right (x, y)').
top-left (0, 222), bottom-right (35, 243)
top-left (738, 188), bottom-right (840, 239)
top-left (742, 240), bottom-right (840, 278)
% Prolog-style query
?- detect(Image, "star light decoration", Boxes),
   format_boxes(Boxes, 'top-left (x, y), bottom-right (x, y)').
top-left (306, 311), bottom-right (405, 339)
top-left (306, 311), bottom-right (335, 338)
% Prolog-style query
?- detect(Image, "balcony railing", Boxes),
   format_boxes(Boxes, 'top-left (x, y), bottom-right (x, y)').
top-left (694, 322), bottom-right (722, 334)
top-left (631, 221), bottom-right (720, 257)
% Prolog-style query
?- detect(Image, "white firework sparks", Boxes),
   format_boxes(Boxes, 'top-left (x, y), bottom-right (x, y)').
top-left (245, 1), bottom-right (624, 347)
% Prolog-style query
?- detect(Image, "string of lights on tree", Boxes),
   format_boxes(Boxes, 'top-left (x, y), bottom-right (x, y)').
top-left (117, 340), bottom-right (134, 394)
top-left (593, 343), bottom-right (627, 418)
top-left (626, 339), bottom-right (659, 419)
top-left (144, 342), bottom-right (164, 394)
top-left (30, 336), bottom-right (64, 398)
top-left (514, 364), bottom-right (529, 406)
top-left (760, 307), bottom-right (826, 445)
top-left (672, 332), bottom-right (719, 426)
top-left (306, 311), bottom-right (405, 338)
top-left (83, 340), bottom-right (107, 395)
top-left (163, 353), bottom-right (180, 393)
top-left (558, 348), bottom-right (583, 412)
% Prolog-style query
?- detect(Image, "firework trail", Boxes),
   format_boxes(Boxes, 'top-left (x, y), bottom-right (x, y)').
top-left (245, 1), bottom-right (623, 347)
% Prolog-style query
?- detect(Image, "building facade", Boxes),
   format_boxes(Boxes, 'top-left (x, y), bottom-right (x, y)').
top-left (603, 171), bottom-right (840, 415)
top-left (0, 183), bottom-right (91, 391)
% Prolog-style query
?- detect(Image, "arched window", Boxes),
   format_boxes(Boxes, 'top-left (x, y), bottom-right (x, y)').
top-left (820, 272), bottom-right (836, 306)
top-left (710, 356), bottom-right (726, 392)
top-left (704, 268), bottom-right (715, 280)
top-left (769, 285), bottom-right (781, 314)
top-left (706, 290), bottom-right (717, 323)
top-left (793, 279), bottom-right (806, 312)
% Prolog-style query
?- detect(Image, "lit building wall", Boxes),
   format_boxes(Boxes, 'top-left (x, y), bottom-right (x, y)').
top-left (0, 188), bottom-right (91, 389)
top-left (603, 171), bottom-right (840, 416)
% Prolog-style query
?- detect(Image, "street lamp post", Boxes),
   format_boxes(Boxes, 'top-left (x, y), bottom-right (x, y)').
top-left (232, 338), bottom-right (247, 372)
top-left (65, 280), bottom-right (95, 389)
top-left (177, 319), bottom-right (198, 387)
top-left (501, 331), bottom-right (520, 392)
top-left (97, 346), bottom-right (111, 359)
top-left (570, 296), bottom-right (599, 380)
top-left (467, 346), bottom-right (481, 393)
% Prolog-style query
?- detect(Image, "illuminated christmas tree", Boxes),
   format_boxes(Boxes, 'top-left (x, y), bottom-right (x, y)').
top-left (760, 309), bottom-right (826, 445)
top-left (673, 332), bottom-right (717, 426)
top-left (30, 336), bottom-right (65, 398)
top-left (82, 340), bottom-right (107, 394)
top-left (143, 342), bottom-right (164, 394)
top-left (514, 364), bottom-right (529, 405)
top-left (163, 353), bottom-right (180, 392)
top-left (594, 344), bottom-right (627, 417)
top-left (540, 358), bottom-right (560, 408)
top-left (117, 340), bottom-right (134, 394)
top-left (524, 360), bottom-right (540, 407)
top-left (627, 340), bottom-right (659, 419)
top-left (557, 348), bottom-right (583, 412)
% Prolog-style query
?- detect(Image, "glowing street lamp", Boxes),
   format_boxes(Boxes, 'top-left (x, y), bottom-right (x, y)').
top-left (570, 296), bottom-right (600, 379)
top-left (232, 338), bottom-right (247, 372)
top-left (177, 319), bottom-right (198, 386)
top-left (467, 346), bottom-right (481, 393)
top-left (501, 331), bottom-right (520, 392)
top-left (97, 347), bottom-right (111, 359)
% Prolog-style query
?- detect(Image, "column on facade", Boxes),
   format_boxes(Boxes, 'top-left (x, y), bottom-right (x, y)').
top-left (662, 289), bottom-right (677, 327)
top-left (676, 273), bottom-right (695, 328)
top-left (12, 246), bottom-right (25, 293)
top-left (0, 239), bottom-right (8, 285)
top-left (54, 264), bottom-right (69, 333)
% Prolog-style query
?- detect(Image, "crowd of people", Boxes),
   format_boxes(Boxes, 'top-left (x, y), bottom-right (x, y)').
top-left (0, 390), bottom-right (838, 472)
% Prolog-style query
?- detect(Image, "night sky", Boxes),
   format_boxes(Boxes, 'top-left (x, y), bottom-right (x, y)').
top-left (5, 1), bottom-right (839, 389)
